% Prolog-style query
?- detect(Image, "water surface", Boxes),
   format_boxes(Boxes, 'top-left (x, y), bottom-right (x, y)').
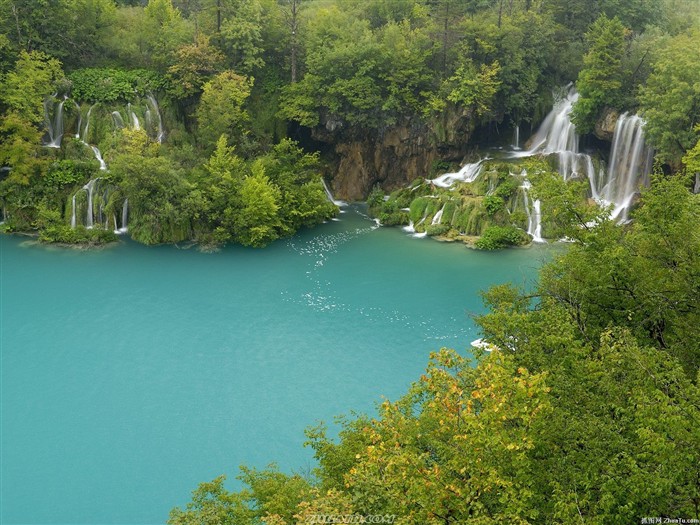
top-left (1, 207), bottom-right (549, 524)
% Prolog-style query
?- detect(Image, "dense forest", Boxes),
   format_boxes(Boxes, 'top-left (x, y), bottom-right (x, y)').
top-left (2, 0), bottom-right (700, 522)
top-left (1, 0), bottom-right (699, 248)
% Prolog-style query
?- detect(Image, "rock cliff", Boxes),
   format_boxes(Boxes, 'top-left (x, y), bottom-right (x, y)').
top-left (313, 107), bottom-right (475, 200)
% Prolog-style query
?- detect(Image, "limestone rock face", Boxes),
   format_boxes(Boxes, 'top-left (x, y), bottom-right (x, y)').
top-left (595, 108), bottom-right (619, 141)
top-left (313, 108), bottom-right (474, 201)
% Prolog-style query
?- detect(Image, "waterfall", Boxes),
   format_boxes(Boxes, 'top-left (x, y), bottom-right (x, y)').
top-left (73, 101), bottom-right (82, 139)
top-left (71, 194), bottom-right (77, 228)
top-left (694, 174), bottom-right (700, 194)
top-left (43, 96), bottom-right (65, 148)
top-left (321, 179), bottom-right (347, 206)
top-left (597, 114), bottom-right (653, 221)
top-left (430, 159), bottom-right (487, 188)
top-left (119, 199), bottom-right (129, 233)
top-left (83, 178), bottom-right (100, 228)
top-left (128, 103), bottom-right (141, 130)
top-left (512, 125), bottom-right (520, 150)
top-left (146, 94), bottom-right (165, 143)
top-left (402, 220), bottom-right (415, 233)
top-left (90, 146), bottom-right (107, 170)
top-left (432, 204), bottom-right (445, 225)
top-left (517, 180), bottom-right (546, 243)
top-left (112, 111), bottom-right (125, 129)
top-left (82, 104), bottom-right (96, 142)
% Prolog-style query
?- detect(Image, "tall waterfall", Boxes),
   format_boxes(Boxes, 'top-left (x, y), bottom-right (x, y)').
top-left (596, 114), bottom-right (653, 220)
top-left (512, 125), bottom-right (520, 150)
top-left (430, 159), bottom-right (487, 188)
top-left (43, 96), bottom-right (65, 148)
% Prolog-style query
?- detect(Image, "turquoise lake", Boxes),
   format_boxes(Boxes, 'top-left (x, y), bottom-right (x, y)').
top-left (1, 207), bottom-right (550, 524)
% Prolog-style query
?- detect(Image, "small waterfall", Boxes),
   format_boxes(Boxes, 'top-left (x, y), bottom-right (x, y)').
top-left (90, 146), bottom-right (107, 170)
top-left (512, 125), bottom-right (520, 150)
top-left (518, 180), bottom-right (546, 243)
top-left (402, 220), bottom-right (415, 233)
top-left (128, 103), bottom-right (141, 129)
top-left (83, 178), bottom-right (100, 228)
top-left (112, 111), bottom-right (125, 129)
top-left (81, 104), bottom-right (96, 142)
top-left (43, 96), bottom-right (65, 148)
top-left (146, 94), bottom-right (165, 143)
top-left (432, 204), bottom-right (445, 225)
top-left (694, 174), bottom-right (700, 194)
top-left (321, 179), bottom-right (347, 206)
top-left (73, 101), bottom-right (82, 139)
top-left (597, 114), bottom-right (653, 221)
top-left (71, 194), bottom-right (77, 228)
top-left (119, 199), bottom-right (129, 233)
top-left (430, 159), bottom-right (487, 188)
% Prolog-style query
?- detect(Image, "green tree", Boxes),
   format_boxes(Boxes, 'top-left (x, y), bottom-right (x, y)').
top-left (571, 15), bottom-right (629, 133)
top-left (196, 70), bottom-right (253, 151)
top-left (638, 29), bottom-right (700, 165)
top-left (167, 35), bottom-right (225, 100)
top-left (233, 162), bottom-right (282, 247)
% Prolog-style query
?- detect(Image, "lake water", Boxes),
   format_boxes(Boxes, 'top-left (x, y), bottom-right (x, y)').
top-left (1, 207), bottom-right (549, 524)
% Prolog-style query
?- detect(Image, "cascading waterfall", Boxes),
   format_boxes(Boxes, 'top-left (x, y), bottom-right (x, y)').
top-left (512, 125), bottom-right (520, 150)
top-left (43, 96), bottom-right (66, 148)
top-left (430, 159), bottom-right (487, 188)
top-left (515, 87), bottom-right (598, 191)
top-left (596, 113), bottom-right (653, 220)
top-left (516, 88), bottom-right (654, 223)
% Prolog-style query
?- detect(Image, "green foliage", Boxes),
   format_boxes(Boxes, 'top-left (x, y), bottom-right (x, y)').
top-left (425, 223), bottom-right (450, 236)
top-left (44, 161), bottom-right (94, 188)
top-left (446, 61), bottom-right (501, 120)
top-left (1, 51), bottom-right (64, 125)
top-left (638, 29), bottom-right (700, 165)
top-left (196, 71), bottom-right (253, 152)
top-left (571, 15), bottom-right (629, 133)
top-left (166, 35), bottom-right (225, 100)
top-left (483, 194), bottom-right (505, 214)
top-left (39, 224), bottom-right (119, 245)
top-left (69, 68), bottom-right (167, 103)
top-left (475, 225), bottom-right (529, 249)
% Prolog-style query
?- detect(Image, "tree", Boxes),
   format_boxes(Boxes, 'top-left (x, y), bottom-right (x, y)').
top-left (233, 162), bottom-right (281, 247)
top-left (1, 50), bottom-right (64, 125)
top-left (167, 34), bottom-right (225, 100)
top-left (638, 29), bottom-right (700, 165)
top-left (571, 15), bottom-right (629, 134)
top-left (195, 70), bottom-right (253, 151)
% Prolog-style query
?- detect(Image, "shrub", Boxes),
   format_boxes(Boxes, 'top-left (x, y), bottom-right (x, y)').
top-left (483, 195), bottom-right (505, 215)
top-left (426, 223), bottom-right (450, 236)
top-left (475, 226), bottom-right (529, 250)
